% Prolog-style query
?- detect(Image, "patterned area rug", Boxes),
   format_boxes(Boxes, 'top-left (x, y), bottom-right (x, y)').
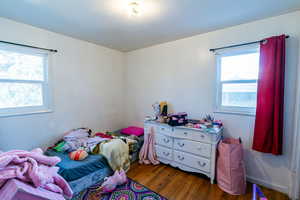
top-left (72, 178), bottom-right (167, 200)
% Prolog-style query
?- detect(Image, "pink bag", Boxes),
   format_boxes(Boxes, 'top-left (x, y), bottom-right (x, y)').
top-left (217, 138), bottom-right (246, 195)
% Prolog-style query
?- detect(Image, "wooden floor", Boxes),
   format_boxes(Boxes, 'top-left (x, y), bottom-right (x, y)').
top-left (127, 162), bottom-right (289, 200)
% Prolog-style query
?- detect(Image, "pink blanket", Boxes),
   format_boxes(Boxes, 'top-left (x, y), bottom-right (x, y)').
top-left (0, 148), bottom-right (73, 199)
top-left (139, 127), bottom-right (159, 165)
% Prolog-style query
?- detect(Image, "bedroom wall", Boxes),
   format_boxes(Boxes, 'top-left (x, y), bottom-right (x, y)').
top-left (0, 17), bottom-right (126, 151)
top-left (124, 11), bottom-right (300, 194)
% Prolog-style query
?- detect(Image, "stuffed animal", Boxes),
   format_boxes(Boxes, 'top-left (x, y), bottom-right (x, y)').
top-left (69, 149), bottom-right (88, 161)
top-left (152, 102), bottom-right (160, 120)
top-left (101, 169), bottom-right (127, 193)
top-left (159, 101), bottom-right (168, 116)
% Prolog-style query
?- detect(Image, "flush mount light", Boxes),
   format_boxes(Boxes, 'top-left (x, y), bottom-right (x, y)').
top-left (127, 0), bottom-right (141, 16)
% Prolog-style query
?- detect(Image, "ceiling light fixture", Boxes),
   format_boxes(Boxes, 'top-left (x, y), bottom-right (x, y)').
top-left (127, 0), bottom-right (141, 16)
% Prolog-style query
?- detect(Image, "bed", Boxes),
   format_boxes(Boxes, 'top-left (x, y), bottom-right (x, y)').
top-left (45, 130), bottom-right (144, 196)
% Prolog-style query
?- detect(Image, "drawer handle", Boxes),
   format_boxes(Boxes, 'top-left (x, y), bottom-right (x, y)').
top-left (163, 138), bottom-right (170, 143)
top-left (177, 155), bottom-right (184, 161)
top-left (163, 152), bottom-right (170, 156)
top-left (197, 147), bottom-right (202, 151)
top-left (200, 135), bottom-right (205, 138)
top-left (161, 128), bottom-right (165, 130)
top-left (198, 161), bottom-right (206, 167)
top-left (177, 142), bottom-right (185, 147)
top-left (183, 132), bottom-right (188, 135)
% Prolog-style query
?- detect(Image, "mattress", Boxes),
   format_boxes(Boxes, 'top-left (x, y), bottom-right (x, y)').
top-left (45, 149), bottom-right (110, 182)
top-left (69, 167), bottom-right (112, 196)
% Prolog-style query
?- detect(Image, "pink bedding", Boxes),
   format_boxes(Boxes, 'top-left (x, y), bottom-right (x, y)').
top-left (0, 148), bottom-right (73, 199)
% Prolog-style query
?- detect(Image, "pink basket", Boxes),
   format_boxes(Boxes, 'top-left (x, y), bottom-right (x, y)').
top-left (217, 138), bottom-right (246, 195)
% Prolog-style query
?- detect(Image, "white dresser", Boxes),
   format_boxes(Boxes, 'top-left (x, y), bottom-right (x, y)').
top-left (144, 120), bottom-right (222, 184)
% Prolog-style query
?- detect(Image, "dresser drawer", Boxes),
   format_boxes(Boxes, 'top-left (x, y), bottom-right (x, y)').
top-left (155, 134), bottom-right (173, 148)
top-left (174, 150), bottom-right (210, 172)
top-left (174, 138), bottom-right (211, 158)
top-left (156, 125), bottom-right (173, 135)
top-left (156, 145), bottom-right (173, 160)
top-left (174, 128), bottom-right (211, 143)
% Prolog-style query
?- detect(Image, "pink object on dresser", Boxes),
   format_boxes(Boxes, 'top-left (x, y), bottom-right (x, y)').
top-left (217, 138), bottom-right (246, 195)
top-left (121, 126), bottom-right (144, 136)
top-left (0, 179), bottom-right (65, 200)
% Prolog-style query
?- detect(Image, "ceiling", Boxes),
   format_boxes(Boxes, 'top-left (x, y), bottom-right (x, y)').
top-left (0, 0), bottom-right (300, 52)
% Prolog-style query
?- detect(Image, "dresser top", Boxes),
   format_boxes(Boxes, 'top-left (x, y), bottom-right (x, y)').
top-left (144, 120), bottom-right (223, 135)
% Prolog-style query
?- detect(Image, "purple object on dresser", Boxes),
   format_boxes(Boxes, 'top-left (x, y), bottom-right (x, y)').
top-left (167, 112), bottom-right (188, 126)
top-left (0, 179), bottom-right (65, 200)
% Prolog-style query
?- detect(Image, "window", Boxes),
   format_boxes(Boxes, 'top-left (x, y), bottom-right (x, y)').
top-left (215, 45), bottom-right (259, 115)
top-left (0, 44), bottom-right (52, 117)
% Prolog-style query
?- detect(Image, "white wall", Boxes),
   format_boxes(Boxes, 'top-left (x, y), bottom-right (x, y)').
top-left (0, 17), bottom-right (126, 151)
top-left (125, 11), bottom-right (300, 194)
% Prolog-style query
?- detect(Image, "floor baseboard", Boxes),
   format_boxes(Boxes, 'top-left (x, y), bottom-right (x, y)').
top-left (246, 175), bottom-right (289, 195)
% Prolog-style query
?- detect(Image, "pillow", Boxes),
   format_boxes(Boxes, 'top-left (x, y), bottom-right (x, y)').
top-left (121, 126), bottom-right (144, 136)
top-left (69, 149), bottom-right (88, 161)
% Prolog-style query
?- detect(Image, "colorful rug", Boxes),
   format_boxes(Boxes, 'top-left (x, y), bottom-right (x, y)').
top-left (72, 178), bottom-right (167, 200)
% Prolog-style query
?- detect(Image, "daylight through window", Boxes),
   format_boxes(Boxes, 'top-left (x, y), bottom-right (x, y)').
top-left (216, 46), bottom-right (259, 114)
top-left (0, 44), bottom-right (51, 116)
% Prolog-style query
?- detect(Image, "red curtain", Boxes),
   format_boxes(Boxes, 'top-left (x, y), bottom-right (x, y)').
top-left (252, 35), bottom-right (286, 155)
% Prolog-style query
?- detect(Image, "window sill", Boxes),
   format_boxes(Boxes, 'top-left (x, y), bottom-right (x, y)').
top-left (0, 109), bottom-right (53, 118)
top-left (214, 110), bottom-right (256, 117)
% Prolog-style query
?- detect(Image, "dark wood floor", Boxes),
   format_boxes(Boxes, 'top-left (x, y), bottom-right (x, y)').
top-left (127, 162), bottom-right (289, 200)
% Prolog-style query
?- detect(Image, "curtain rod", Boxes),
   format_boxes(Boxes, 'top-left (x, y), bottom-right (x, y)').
top-left (0, 40), bottom-right (58, 53)
top-left (209, 35), bottom-right (289, 52)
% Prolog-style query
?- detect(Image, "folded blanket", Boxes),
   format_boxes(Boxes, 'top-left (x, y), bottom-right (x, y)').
top-left (0, 148), bottom-right (73, 199)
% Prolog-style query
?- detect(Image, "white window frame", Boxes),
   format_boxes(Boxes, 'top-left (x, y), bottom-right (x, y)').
top-left (0, 44), bottom-right (53, 117)
top-left (214, 44), bottom-right (259, 116)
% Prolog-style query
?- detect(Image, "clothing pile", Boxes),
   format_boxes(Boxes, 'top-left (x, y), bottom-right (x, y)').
top-left (52, 128), bottom-right (108, 153)
top-left (96, 131), bottom-right (140, 155)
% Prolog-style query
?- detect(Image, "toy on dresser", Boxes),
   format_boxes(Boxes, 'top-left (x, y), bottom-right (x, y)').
top-left (150, 101), bottom-right (169, 123)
